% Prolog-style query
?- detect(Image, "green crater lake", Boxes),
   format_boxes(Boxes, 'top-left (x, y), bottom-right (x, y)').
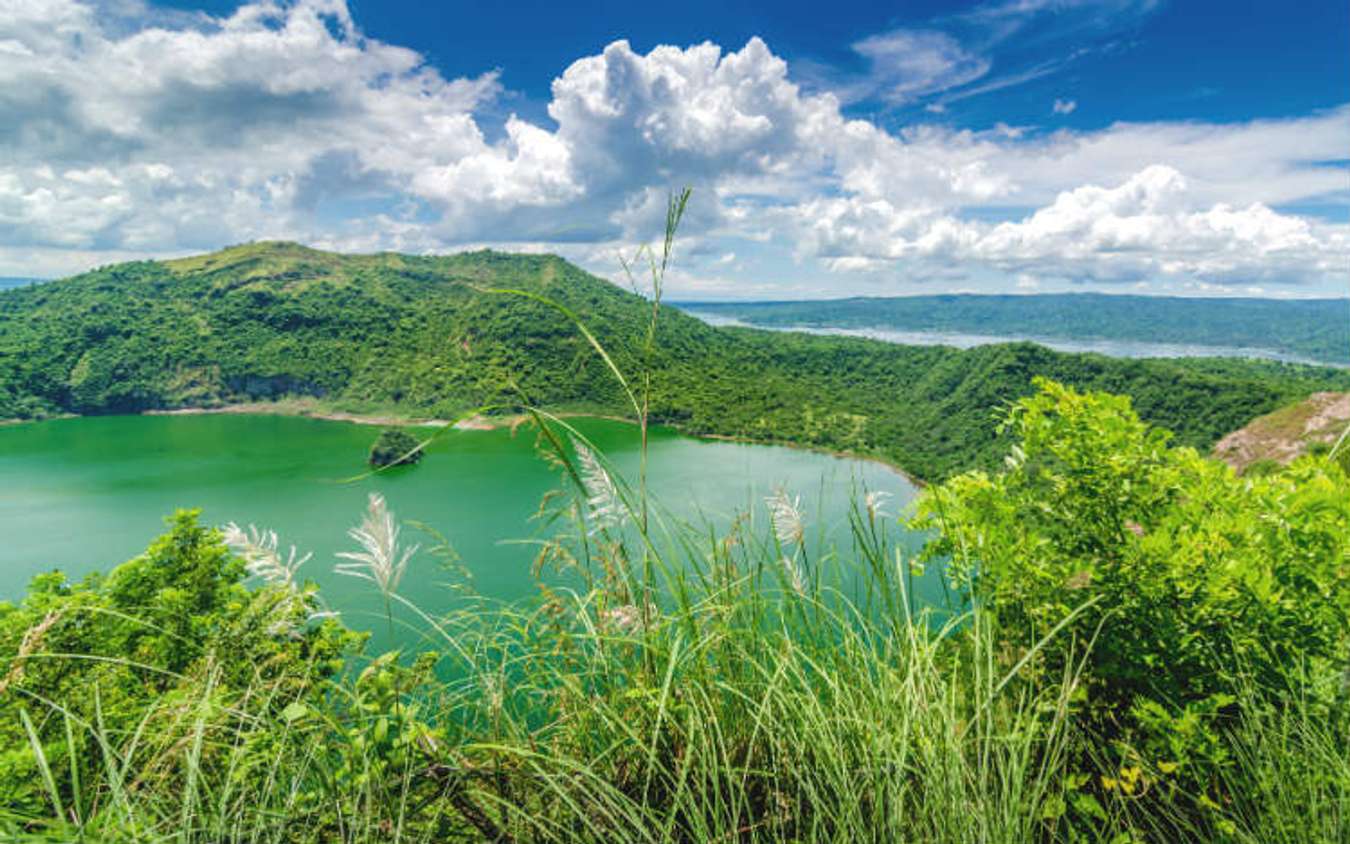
top-left (0, 414), bottom-right (932, 649)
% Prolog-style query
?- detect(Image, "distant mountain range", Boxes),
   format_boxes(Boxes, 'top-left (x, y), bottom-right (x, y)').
top-left (679, 294), bottom-right (1349, 366)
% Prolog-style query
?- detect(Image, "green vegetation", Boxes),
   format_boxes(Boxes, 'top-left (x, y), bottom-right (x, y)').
top-left (916, 380), bottom-right (1350, 835)
top-left (685, 293), bottom-right (1350, 366)
top-left (1, 382), bottom-right (1346, 842)
top-left (369, 428), bottom-right (424, 467)
top-left (0, 512), bottom-right (359, 827)
top-left (2, 242), bottom-right (1348, 481)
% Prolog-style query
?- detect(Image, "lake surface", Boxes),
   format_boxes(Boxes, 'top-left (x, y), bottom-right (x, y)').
top-left (687, 312), bottom-right (1333, 366)
top-left (0, 414), bottom-right (927, 650)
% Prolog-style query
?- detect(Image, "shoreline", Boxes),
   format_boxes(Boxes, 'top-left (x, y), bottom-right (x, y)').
top-left (691, 430), bottom-right (923, 487)
top-left (145, 404), bottom-right (644, 435)
top-left (144, 402), bottom-right (472, 429)
top-left (9, 401), bottom-right (924, 486)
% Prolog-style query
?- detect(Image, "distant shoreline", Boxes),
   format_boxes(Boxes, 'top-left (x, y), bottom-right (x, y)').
top-left (682, 312), bottom-right (1348, 369)
top-left (681, 430), bottom-right (921, 486)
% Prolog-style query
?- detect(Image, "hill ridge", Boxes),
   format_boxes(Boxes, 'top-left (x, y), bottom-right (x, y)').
top-left (4, 244), bottom-right (1349, 480)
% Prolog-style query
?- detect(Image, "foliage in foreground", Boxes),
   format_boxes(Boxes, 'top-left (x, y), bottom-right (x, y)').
top-left (917, 378), bottom-right (1350, 835)
top-left (0, 513), bottom-right (359, 828)
top-left (0, 382), bottom-right (1346, 842)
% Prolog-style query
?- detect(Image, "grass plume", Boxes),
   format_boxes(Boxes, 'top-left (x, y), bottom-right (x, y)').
top-left (334, 492), bottom-right (418, 598)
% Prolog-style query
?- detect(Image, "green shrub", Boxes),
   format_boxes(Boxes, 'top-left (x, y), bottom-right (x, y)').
top-left (0, 512), bottom-right (359, 821)
top-left (1240, 457), bottom-right (1281, 477)
top-left (914, 378), bottom-right (1350, 825)
top-left (1304, 437), bottom-right (1350, 475)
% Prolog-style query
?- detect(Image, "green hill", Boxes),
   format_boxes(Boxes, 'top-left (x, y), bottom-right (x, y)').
top-left (3, 241), bottom-right (1348, 481)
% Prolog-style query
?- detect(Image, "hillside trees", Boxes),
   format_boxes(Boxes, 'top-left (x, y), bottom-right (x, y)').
top-left (2, 243), bottom-right (1348, 481)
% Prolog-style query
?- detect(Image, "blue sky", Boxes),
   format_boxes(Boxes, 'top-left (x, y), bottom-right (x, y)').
top-left (156, 0), bottom-right (1348, 129)
top-left (0, 0), bottom-right (1346, 297)
top-left (358, 0), bottom-right (1348, 130)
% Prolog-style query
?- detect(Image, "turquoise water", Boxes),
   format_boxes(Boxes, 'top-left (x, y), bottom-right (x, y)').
top-left (0, 414), bottom-right (930, 649)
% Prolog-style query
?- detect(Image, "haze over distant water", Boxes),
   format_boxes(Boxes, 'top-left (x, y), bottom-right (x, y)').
top-left (680, 294), bottom-right (1350, 367)
top-left (687, 314), bottom-right (1333, 367)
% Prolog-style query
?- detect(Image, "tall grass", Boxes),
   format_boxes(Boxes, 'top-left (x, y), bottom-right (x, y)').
top-left (10, 493), bottom-right (1090, 842)
top-left (23, 483), bottom-right (1340, 841)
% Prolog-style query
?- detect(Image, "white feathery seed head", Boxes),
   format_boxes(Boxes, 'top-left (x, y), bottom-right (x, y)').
top-left (574, 438), bottom-right (626, 534)
top-left (766, 487), bottom-right (804, 548)
top-left (780, 555), bottom-right (806, 596)
top-left (601, 602), bottom-right (658, 633)
top-left (865, 490), bottom-right (893, 521)
top-left (223, 522), bottom-right (311, 588)
top-left (335, 492), bottom-right (417, 597)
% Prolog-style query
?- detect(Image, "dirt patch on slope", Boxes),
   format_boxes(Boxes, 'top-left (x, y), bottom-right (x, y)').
top-left (1214, 392), bottom-right (1350, 472)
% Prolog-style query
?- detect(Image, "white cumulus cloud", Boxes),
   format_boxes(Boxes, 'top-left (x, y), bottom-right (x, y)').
top-left (0, 0), bottom-right (1344, 297)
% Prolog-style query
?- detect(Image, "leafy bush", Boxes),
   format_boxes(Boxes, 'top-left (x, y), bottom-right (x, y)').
top-left (1240, 457), bottom-right (1282, 477)
top-left (914, 378), bottom-right (1350, 824)
top-left (0, 512), bottom-right (359, 821)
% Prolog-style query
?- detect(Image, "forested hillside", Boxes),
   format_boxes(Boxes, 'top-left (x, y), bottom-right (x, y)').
top-left (3, 242), bottom-right (1348, 480)
top-left (685, 293), bottom-right (1350, 365)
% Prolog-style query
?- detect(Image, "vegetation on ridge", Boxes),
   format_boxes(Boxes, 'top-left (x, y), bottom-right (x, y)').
top-left (1214, 391), bottom-right (1350, 473)
top-left (2, 241), bottom-right (1349, 481)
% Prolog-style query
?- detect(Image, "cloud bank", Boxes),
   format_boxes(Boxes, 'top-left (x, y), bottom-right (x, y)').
top-left (0, 0), bottom-right (1345, 296)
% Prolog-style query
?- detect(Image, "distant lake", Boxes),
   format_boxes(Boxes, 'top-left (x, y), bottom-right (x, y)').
top-left (0, 414), bottom-right (929, 651)
top-left (688, 312), bottom-right (1334, 366)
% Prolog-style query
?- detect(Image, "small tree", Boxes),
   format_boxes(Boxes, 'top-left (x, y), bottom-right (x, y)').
top-left (369, 428), bottom-right (423, 467)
